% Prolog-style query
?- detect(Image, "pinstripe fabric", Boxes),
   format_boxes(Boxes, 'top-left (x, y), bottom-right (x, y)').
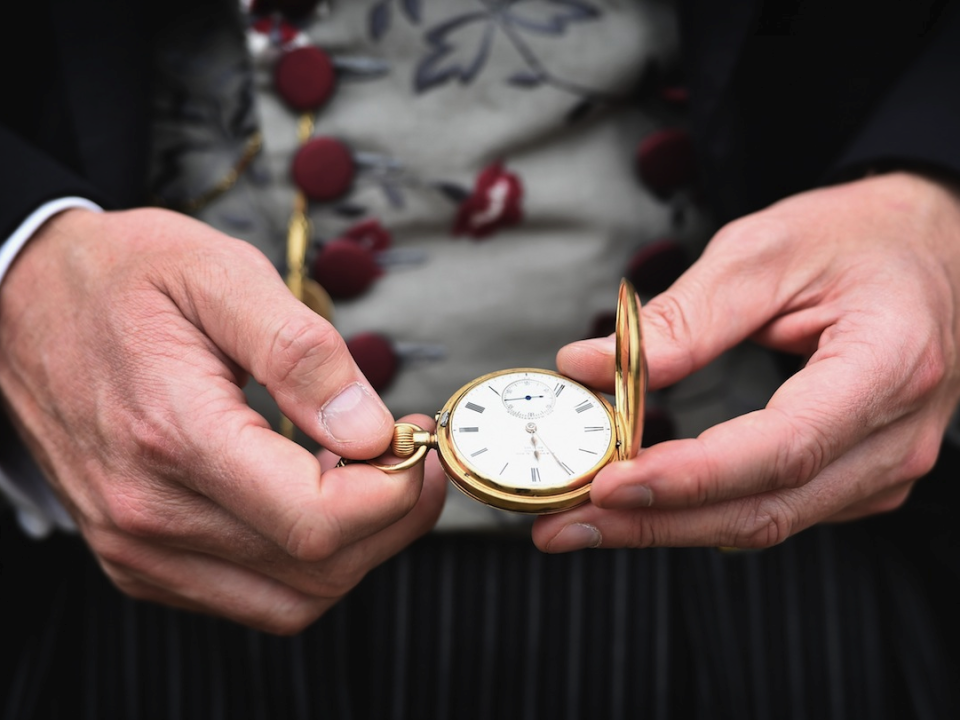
top-left (4, 466), bottom-right (960, 719)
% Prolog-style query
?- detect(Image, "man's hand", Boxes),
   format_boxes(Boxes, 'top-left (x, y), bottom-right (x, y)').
top-left (0, 207), bottom-right (446, 633)
top-left (534, 172), bottom-right (960, 552)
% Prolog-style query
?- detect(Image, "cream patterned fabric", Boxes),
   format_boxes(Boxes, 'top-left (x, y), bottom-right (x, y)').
top-left (149, 0), bottom-right (784, 530)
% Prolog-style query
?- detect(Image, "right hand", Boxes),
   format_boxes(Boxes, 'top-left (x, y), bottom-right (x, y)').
top-left (0, 207), bottom-right (446, 634)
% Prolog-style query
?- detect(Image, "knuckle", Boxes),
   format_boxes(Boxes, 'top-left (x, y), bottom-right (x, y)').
top-left (101, 488), bottom-right (170, 540)
top-left (266, 316), bottom-right (346, 389)
top-left (127, 413), bottom-right (185, 470)
top-left (710, 214), bottom-right (791, 260)
top-left (908, 343), bottom-right (949, 400)
top-left (870, 485), bottom-right (914, 515)
top-left (626, 514), bottom-right (661, 549)
top-left (776, 417), bottom-right (829, 490)
top-left (898, 433), bottom-right (941, 481)
top-left (731, 498), bottom-right (797, 549)
top-left (643, 293), bottom-right (697, 374)
top-left (256, 600), bottom-right (325, 636)
top-left (284, 511), bottom-right (341, 563)
top-left (102, 566), bottom-right (154, 601)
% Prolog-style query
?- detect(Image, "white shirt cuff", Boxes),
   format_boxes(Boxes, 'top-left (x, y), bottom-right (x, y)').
top-left (1, 197), bottom-right (101, 537)
top-left (0, 197), bottom-right (103, 285)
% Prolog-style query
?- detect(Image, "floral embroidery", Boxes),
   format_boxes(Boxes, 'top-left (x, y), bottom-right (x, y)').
top-left (368, 0), bottom-right (613, 103)
top-left (369, 0), bottom-right (424, 40)
top-left (453, 161), bottom-right (524, 239)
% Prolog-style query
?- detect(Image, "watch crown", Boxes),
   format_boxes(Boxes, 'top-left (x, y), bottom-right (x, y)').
top-left (390, 422), bottom-right (435, 458)
top-left (392, 424), bottom-right (416, 457)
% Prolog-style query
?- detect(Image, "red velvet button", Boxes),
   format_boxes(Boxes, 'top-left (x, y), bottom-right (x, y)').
top-left (627, 238), bottom-right (691, 297)
top-left (347, 332), bottom-right (398, 392)
top-left (293, 137), bottom-right (355, 202)
top-left (342, 218), bottom-right (392, 252)
top-left (251, 17), bottom-right (301, 46)
top-left (642, 408), bottom-right (677, 446)
top-left (312, 238), bottom-right (382, 299)
top-left (635, 128), bottom-right (695, 199)
top-left (275, 46), bottom-right (336, 112)
top-left (659, 86), bottom-right (690, 105)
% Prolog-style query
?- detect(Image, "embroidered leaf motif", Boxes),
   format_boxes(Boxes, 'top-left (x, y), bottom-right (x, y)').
top-left (432, 181), bottom-right (472, 204)
top-left (369, 1), bottom-right (391, 41)
top-left (380, 180), bottom-right (406, 209)
top-left (415, 12), bottom-right (495, 93)
top-left (400, 0), bottom-right (422, 23)
top-left (334, 203), bottom-right (369, 218)
top-left (507, 70), bottom-right (545, 88)
top-left (564, 98), bottom-right (597, 124)
top-left (504, 0), bottom-right (600, 35)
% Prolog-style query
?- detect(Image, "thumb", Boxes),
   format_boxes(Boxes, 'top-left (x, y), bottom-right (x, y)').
top-left (167, 235), bottom-right (393, 459)
top-left (558, 219), bottom-right (797, 391)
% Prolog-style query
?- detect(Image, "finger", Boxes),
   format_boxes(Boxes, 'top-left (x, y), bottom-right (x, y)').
top-left (97, 540), bottom-right (327, 635)
top-left (533, 419), bottom-right (929, 551)
top-left (176, 406), bottom-right (438, 566)
top-left (586, 361), bottom-right (882, 511)
top-left (95, 416), bottom-right (445, 600)
top-left (558, 215), bottom-right (820, 392)
top-left (588, 313), bottom-right (940, 512)
top-left (824, 482), bottom-right (914, 522)
top-left (305, 448), bottom-right (447, 589)
top-left (153, 212), bottom-right (392, 458)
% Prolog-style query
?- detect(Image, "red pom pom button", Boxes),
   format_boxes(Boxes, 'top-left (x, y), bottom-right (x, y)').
top-left (347, 333), bottom-right (399, 392)
top-left (311, 238), bottom-right (382, 299)
top-left (275, 46), bottom-right (336, 111)
top-left (627, 239), bottom-right (691, 297)
top-left (293, 137), bottom-right (355, 202)
top-left (342, 218), bottom-right (392, 252)
top-left (635, 128), bottom-right (696, 199)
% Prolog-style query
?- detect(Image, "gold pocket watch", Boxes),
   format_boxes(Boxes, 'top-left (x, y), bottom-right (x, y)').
top-left (346, 279), bottom-right (645, 514)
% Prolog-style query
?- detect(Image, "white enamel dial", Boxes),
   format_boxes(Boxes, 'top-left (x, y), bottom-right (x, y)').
top-left (447, 370), bottom-right (615, 491)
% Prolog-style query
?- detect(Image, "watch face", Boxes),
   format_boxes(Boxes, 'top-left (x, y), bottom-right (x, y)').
top-left (445, 369), bottom-right (615, 492)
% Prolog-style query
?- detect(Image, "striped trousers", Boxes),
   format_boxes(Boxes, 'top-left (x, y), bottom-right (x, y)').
top-left (4, 447), bottom-right (959, 720)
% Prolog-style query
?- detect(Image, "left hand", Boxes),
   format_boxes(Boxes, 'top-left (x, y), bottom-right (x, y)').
top-left (534, 171), bottom-right (960, 552)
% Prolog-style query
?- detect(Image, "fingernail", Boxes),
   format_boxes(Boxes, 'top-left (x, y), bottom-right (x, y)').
top-left (319, 382), bottom-right (390, 443)
top-left (603, 484), bottom-right (654, 509)
top-left (547, 523), bottom-right (602, 553)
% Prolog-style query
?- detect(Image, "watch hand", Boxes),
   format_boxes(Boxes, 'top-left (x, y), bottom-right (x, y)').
top-left (504, 395), bottom-right (546, 401)
top-left (533, 432), bottom-right (573, 475)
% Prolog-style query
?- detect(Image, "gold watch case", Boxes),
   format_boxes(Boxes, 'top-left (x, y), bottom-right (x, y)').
top-left (342, 279), bottom-right (645, 515)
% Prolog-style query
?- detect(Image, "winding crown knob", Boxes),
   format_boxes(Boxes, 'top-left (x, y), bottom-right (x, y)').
top-left (392, 424), bottom-right (417, 457)
top-left (390, 422), bottom-right (435, 458)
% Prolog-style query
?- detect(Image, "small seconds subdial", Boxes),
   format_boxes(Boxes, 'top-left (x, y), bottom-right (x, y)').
top-left (501, 378), bottom-right (556, 419)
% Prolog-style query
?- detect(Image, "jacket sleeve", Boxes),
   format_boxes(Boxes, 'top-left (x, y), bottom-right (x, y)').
top-left (832, 5), bottom-right (960, 182)
top-left (0, 125), bottom-right (107, 242)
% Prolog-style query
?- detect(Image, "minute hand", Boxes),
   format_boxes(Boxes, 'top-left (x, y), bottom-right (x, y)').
top-left (533, 432), bottom-right (574, 475)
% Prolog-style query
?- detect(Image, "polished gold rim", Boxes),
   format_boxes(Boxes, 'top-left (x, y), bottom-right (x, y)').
top-left (615, 279), bottom-right (645, 461)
